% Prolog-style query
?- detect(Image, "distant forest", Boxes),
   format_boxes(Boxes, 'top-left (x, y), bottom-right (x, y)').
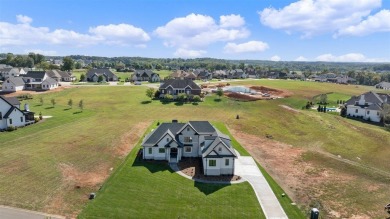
top-left (1, 53), bottom-right (390, 85)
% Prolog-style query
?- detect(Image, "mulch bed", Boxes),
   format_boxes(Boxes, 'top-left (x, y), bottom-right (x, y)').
top-left (177, 157), bottom-right (241, 182)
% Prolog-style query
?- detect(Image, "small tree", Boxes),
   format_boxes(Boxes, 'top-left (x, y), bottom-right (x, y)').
top-left (68, 99), bottom-right (73, 108)
top-left (97, 75), bottom-right (104, 83)
top-left (79, 100), bottom-right (84, 111)
top-left (154, 90), bottom-right (161, 98)
top-left (80, 74), bottom-right (85, 82)
top-left (317, 105), bottom-right (321, 112)
top-left (39, 97), bottom-right (44, 105)
top-left (216, 88), bottom-right (223, 99)
top-left (51, 98), bottom-right (56, 107)
top-left (146, 88), bottom-right (155, 100)
top-left (319, 94), bottom-right (328, 105)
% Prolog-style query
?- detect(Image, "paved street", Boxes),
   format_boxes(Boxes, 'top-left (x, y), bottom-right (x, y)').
top-left (0, 205), bottom-right (64, 219)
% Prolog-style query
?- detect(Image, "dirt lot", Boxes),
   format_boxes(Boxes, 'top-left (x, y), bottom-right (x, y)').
top-left (229, 128), bottom-right (389, 219)
top-left (224, 85), bottom-right (292, 101)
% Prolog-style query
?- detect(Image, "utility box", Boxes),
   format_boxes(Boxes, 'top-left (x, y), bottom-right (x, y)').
top-left (310, 208), bottom-right (319, 219)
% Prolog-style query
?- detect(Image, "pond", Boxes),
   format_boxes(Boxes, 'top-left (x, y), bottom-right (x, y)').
top-left (224, 86), bottom-right (253, 94)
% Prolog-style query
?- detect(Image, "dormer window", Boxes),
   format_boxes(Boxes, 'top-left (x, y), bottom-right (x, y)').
top-left (187, 127), bottom-right (189, 131)
top-left (218, 147), bottom-right (222, 152)
top-left (166, 138), bottom-right (169, 142)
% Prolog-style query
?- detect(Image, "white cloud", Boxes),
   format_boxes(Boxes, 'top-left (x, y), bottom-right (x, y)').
top-left (270, 55), bottom-right (281, 61)
top-left (224, 41), bottom-right (269, 53)
top-left (315, 53), bottom-right (389, 62)
top-left (295, 56), bottom-right (308, 61)
top-left (174, 48), bottom-right (206, 58)
top-left (89, 23), bottom-right (150, 45)
top-left (23, 49), bottom-right (57, 56)
top-left (220, 14), bottom-right (245, 28)
top-left (336, 9), bottom-right (390, 37)
top-left (0, 15), bottom-right (149, 47)
top-left (259, 0), bottom-right (382, 38)
top-left (16, 15), bottom-right (32, 24)
top-left (154, 13), bottom-right (250, 49)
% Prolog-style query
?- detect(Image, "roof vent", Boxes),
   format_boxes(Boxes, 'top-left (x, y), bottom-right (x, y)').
top-left (172, 119), bottom-right (178, 123)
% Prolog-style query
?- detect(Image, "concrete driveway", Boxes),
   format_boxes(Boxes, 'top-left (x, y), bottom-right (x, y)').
top-left (235, 154), bottom-right (288, 219)
top-left (0, 205), bottom-right (64, 219)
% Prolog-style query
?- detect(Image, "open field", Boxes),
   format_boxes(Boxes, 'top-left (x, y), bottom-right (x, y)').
top-left (1, 80), bottom-right (389, 218)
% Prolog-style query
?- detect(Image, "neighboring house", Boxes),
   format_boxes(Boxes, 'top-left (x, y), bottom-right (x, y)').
top-left (86, 69), bottom-right (118, 82)
top-left (47, 70), bottom-right (76, 82)
top-left (169, 70), bottom-right (196, 80)
top-left (142, 120), bottom-right (237, 176)
top-left (1, 77), bottom-right (25, 92)
top-left (58, 71), bottom-right (76, 82)
top-left (345, 91), bottom-right (390, 123)
top-left (245, 68), bottom-right (260, 79)
top-left (0, 67), bottom-right (26, 79)
top-left (24, 71), bottom-right (48, 90)
top-left (159, 79), bottom-right (201, 97)
top-left (213, 70), bottom-right (227, 79)
top-left (375, 82), bottom-right (390, 90)
top-left (41, 77), bottom-right (59, 90)
top-left (227, 69), bottom-right (247, 79)
top-left (193, 69), bottom-right (212, 80)
top-left (132, 70), bottom-right (160, 82)
top-left (0, 96), bottom-right (35, 130)
top-left (46, 70), bottom-right (62, 82)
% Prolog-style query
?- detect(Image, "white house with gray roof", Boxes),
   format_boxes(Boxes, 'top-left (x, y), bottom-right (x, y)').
top-left (345, 91), bottom-right (390, 123)
top-left (375, 81), bottom-right (390, 90)
top-left (0, 96), bottom-right (35, 130)
top-left (142, 121), bottom-right (237, 176)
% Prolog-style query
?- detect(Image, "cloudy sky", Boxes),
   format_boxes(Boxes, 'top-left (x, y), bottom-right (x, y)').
top-left (0, 0), bottom-right (389, 62)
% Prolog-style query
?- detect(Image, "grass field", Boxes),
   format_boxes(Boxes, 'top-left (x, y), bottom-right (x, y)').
top-left (0, 79), bottom-right (389, 218)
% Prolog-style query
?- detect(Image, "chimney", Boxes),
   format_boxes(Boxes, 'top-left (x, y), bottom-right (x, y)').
top-left (358, 94), bottom-right (365, 106)
top-left (24, 103), bottom-right (30, 112)
top-left (172, 119), bottom-right (178, 123)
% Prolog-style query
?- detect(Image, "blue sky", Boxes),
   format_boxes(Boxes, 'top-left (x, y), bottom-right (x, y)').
top-left (0, 0), bottom-right (389, 62)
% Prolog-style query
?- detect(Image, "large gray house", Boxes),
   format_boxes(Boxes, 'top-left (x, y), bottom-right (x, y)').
top-left (159, 79), bottom-right (201, 97)
top-left (86, 69), bottom-right (118, 82)
top-left (142, 121), bottom-right (237, 176)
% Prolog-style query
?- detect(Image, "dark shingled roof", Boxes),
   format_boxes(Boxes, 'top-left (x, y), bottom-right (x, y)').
top-left (3, 96), bottom-right (20, 106)
top-left (25, 71), bottom-right (46, 79)
top-left (160, 79), bottom-right (201, 90)
top-left (189, 121), bottom-right (215, 134)
top-left (86, 69), bottom-right (116, 78)
top-left (143, 122), bottom-right (185, 146)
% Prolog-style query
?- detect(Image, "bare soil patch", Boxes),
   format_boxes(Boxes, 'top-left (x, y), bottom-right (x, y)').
top-left (224, 85), bottom-right (293, 101)
top-left (178, 157), bottom-right (241, 182)
top-left (229, 127), bottom-right (387, 218)
top-left (59, 163), bottom-right (109, 188)
top-left (279, 105), bottom-right (300, 113)
top-left (112, 121), bottom-right (150, 157)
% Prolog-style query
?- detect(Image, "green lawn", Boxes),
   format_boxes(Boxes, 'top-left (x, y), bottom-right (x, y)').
top-left (0, 80), bottom-right (389, 217)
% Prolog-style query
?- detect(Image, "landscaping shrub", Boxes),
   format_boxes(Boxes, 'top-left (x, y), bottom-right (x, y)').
top-left (7, 126), bottom-right (16, 132)
top-left (193, 95), bottom-right (201, 102)
top-left (164, 94), bottom-right (173, 101)
top-left (34, 117), bottom-right (40, 123)
top-left (177, 93), bottom-right (187, 102)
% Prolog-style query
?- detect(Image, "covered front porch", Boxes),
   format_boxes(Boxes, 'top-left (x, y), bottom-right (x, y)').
top-left (166, 147), bottom-right (182, 163)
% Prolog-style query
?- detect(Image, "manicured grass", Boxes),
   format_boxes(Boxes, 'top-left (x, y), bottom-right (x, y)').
top-left (78, 123), bottom-right (265, 218)
top-left (1, 80), bottom-right (389, 217)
